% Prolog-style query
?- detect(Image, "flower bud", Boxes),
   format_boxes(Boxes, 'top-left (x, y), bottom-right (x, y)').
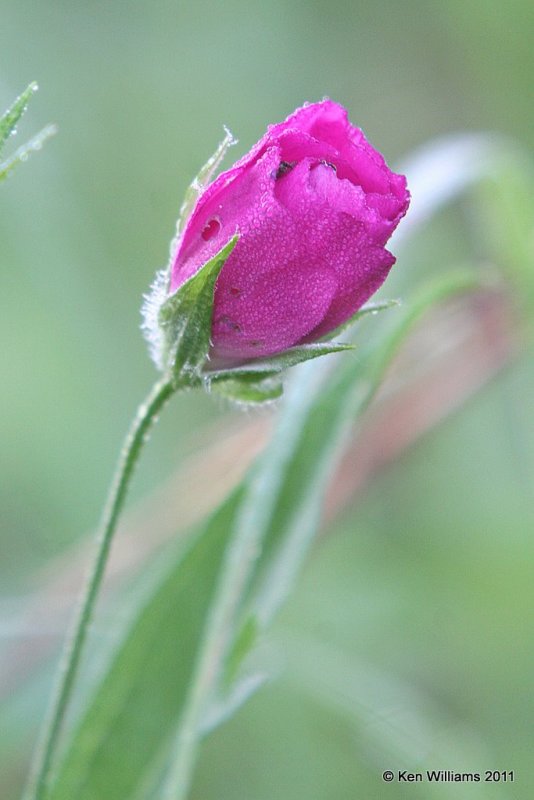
top-left (145, 100), bottom-right (410, 380)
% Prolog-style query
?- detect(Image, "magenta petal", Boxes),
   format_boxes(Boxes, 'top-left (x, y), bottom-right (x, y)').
top-left (212, 261), bottom-right (338, 360)
top-left (303, 247), bottom-right (396, 341)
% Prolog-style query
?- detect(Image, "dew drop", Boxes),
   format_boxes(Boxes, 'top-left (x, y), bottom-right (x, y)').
top-left (201, 217), bottom-right (221, 241)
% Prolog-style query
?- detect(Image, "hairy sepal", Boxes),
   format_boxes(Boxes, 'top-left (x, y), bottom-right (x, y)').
top-left (209, 373), bottom-right (284, 404)
top-left (205, 341), bottom-right (355, 403)
top-left (142, 130), bottom-right (236, 370)
top-left (176, 127), bottom-right (236, 237)
top-left (158, 237), bottom-right (238, 385)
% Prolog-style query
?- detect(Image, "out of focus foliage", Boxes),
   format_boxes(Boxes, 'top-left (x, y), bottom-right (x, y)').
top-left (0, 82), bottom-right (55, 182)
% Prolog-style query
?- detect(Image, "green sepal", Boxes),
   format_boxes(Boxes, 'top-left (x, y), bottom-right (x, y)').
top-left (206, 342), bottom-right (355, 404)
top-left (158, 236), bottom-right (238, 384)
top-left (143, 131), bottom-right (236, 369)
top-left (176, 127), bottom-right (235, 236)
top-left (207, 341), bottom-right (355, 379)
top-left (209, 373), bottom-right (283, 404)
top-left (318, 298), bottom-right (400, 341)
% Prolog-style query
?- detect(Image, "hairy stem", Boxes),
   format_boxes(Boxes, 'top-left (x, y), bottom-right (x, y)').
top-left (24, 376), bottom-right (177, 800)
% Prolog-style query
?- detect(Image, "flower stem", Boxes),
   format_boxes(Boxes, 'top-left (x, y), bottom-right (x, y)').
top-left (24, 376), bottom-right (177, 800)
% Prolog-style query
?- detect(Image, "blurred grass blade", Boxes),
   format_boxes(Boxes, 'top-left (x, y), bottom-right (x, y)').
top-left (394, 133), bottom-right (505, 247)
top-left (243, 271), bottom-right (481, 628)
top-left (394, 132), bottom-right (534, 325)
top-left (0, 124), bottom-right (57, 183)
top-left (0, 82), bottom-right (38, 154)
top-left (472, 142), bottom-right (534, 315)
top-left (46, 271), bottom-right (480, 800)
top-left (0, 83), bottom-right (56, 183)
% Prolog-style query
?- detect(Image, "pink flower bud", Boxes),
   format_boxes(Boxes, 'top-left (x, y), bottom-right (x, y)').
top-left (170, 100), bottom-right (410, 363)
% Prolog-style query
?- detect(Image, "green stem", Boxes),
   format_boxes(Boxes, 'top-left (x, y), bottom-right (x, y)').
top-left (25, 376), bottom-right (177, 800)
top-left (161, 365), bottom-right (320, 800)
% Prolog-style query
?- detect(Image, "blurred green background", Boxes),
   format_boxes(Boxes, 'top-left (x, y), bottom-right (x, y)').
top-left (1, 0), bottom-right (533, 798)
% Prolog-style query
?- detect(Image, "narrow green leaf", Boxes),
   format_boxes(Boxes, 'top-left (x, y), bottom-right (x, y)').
top-left (0, 82), bottom-right (38, 154)
top-left (47, 490), bottom-right (243, 800)
top-left (198, 614), bottom-right (265, 734)
top-left (222, 615), bottom-right (259, 687)
top-left (318, 298), bottom-right (400, 341)
top-left (158, 236), bottom-right (238, 381)
top-left (198, 672), bottom-right (267, 737)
